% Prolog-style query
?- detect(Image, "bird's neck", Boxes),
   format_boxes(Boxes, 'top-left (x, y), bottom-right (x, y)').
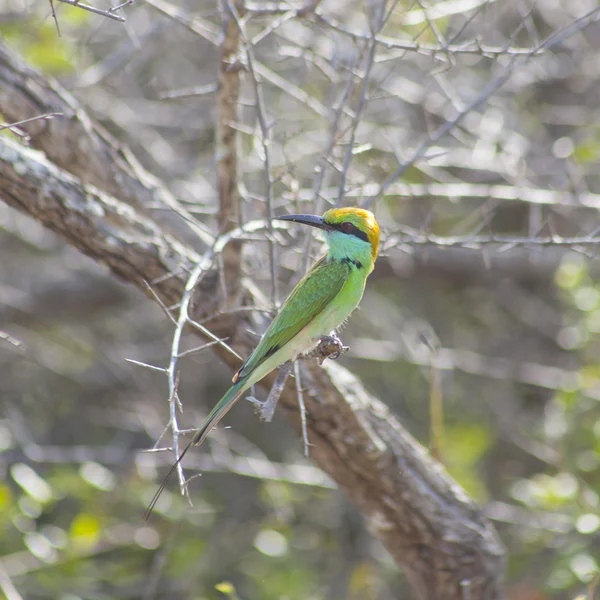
top-left (326, 231), bottom-right (375, 273)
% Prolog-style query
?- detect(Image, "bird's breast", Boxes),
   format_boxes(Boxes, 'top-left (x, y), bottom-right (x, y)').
top-left (294, 268), bottom-right (366, 354)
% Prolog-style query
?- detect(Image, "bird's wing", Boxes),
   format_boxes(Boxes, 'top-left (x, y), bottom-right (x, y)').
top-left (234, 256), bottom-right (350, 382)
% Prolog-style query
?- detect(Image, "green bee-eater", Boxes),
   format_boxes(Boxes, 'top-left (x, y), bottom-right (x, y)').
top-left (146, 207), bottom-right (380, 515)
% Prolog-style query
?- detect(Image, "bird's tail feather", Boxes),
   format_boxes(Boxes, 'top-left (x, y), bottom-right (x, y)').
top-left (191, 378), bottom-right (248, 448)
top-left (144, 377), bottom-right (249, 520)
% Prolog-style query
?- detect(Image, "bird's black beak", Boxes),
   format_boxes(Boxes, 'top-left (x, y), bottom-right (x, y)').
top-left (275, 214), bottom-right (332, 231)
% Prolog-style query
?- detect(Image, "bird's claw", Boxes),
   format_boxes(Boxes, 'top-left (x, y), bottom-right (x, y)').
top-left (247, 360), bottom-right (294, 423)
top-left (246, 395), bottom-right (265, 411)
top-left (310, 335), bottom-right (349, 364)
top-left (248, 395), bottom-right (277, 422)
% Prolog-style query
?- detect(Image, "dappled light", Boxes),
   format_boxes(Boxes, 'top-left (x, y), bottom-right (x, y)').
top-left (1, 0), bottom-right (600, 598)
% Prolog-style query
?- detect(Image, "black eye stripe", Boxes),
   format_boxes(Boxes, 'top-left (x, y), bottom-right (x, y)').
top-left (331, 222), bottom-right (369, 243)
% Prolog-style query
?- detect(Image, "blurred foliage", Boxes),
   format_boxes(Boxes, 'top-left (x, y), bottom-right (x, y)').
top-left (2, 0), bottom-right (600, 599)
top-left (0, 19), bottom-right (76, 75)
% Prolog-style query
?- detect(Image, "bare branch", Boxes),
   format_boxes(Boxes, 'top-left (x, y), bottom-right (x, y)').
top-left (288, 181), bottom-right (600, 213)
top-left (383, 231), bottom-right (600, 251)
top-left (0, 118), bottom-right (505, 600)
top-left (228, 0), bottom-right (279, 303)
top-left (0, 42), bottom-right (213, 247)
top-left (368, 5), bottom-right (600, 205)
top-left (249, 360), bottom-right (293, 422)
top-left (293, 360), bottom-right (310, 456)
top-left (0, 113), bottom-right (63, 141)
top-left (145, 0), bottom-right (339, 119)
top-left (335, 0), bottom-right (385, 206)
top-left (0, 136), bottom-right (197, 306)
top-left (56, 0), bottom-right (127, 21)
top-left (216, 0), bottom-right (243, 309)
top-left (350, 338), bottom-right (589, 399)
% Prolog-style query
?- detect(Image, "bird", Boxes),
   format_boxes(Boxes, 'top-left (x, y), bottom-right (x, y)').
top-left (145, 207), bottom-right (380, 517)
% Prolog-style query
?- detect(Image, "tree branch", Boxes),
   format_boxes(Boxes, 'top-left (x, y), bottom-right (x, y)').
top-left (0, 130), bottom-right (504, 600)
top-left (215, 0), bottom-right (243, 312)
top-left (0, 47), bottom-right (505, 599)
top-left (0, 137), bottom-right (197, 305)
top-left (0, 42), bottom-right (213, 247)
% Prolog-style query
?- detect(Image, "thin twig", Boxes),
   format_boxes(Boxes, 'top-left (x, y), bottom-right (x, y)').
top-left (158, 83), bottom-right (218, 100)
top-left (383, 231), bottom-right (600, 251)
top-left (125, 359), bottom-right (168, 373)
top-left (57, 0), bottom-right (126, 21)
top-left (145, 447), bottom-right (334, 488)
top-left (430, 368), bottom-right (444, 464)
top-left (301, 70), bottom-right (355, 272)
top-left (0, 331), bottom-right (25, 351)
top-left (293, 361), bottom-right (310, 456)
top-left (158, 219), bottom-right (278, 496)
top-left (366, 6), bottom-right (600, 205)
top-left (287, 181), bottom-right (600, 212)
top-left (335, 1), bottom-right (388, 206)
top-left (110, 0), bottom-right (136, 14)
top-left (311, 12), bottom-right (544, 57)
top-left (227, 0), bottom-right (280, 304)
top-left (47, 0), bottom-right (61, 36)
top-left (0, 113), bottom-right (63, 142)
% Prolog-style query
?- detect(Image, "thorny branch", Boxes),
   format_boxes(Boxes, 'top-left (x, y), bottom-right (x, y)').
top-left (368, 5), bottom-right (600, 204)
top-left (55, 0), bottom-right (127, 22)
top-left (383, 231), bottom-right (600, 253)
top-left (335, 0), bottom-right (389, 207)
top-left (247, 1), bottom-right (562, 57)
top-left (0, 101), bottom-right (505, 600)
top-left (6, 2), bottom-right (600, 596)
top-left (159, 219), bottom-right (270, 493)
top-left (0, 42), bottom-right (214, 246)
top-left (227, 0), bottom-right (280, 304)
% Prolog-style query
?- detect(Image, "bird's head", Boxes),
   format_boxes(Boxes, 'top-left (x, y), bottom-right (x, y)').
top-left (277, 207), bottom-right (380, 262)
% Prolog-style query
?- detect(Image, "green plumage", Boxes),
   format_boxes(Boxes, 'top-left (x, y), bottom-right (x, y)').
top-left (195, 219), bottom-right (377, 449)
top-left (193, 255), bottom-right (357, 448)
top-left (190, 380), bottom-right (246, 447)
top-left (234, 256), bottom-right (351, 383)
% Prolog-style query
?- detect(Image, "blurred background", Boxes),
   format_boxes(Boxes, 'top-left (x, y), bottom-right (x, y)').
top-left (1, 0), bottom-right (600, 598)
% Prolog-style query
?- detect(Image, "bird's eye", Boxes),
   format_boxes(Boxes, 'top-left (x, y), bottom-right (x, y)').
top-left (340, 222), bottom-right (353, 233)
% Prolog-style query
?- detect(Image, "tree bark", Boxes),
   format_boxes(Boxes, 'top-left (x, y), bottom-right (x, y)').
top-left (0, 41), bottom-right (505, 600)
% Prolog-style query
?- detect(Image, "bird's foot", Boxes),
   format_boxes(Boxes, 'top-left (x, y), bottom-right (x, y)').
top-left (307, 335), bottom-right (349, 365)
top-left (248, 395), bottom-right (277, 423)
top-left (247, 361), bottom-right (294, 423)
top-left (247, 394), bottom-right (266, 411)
